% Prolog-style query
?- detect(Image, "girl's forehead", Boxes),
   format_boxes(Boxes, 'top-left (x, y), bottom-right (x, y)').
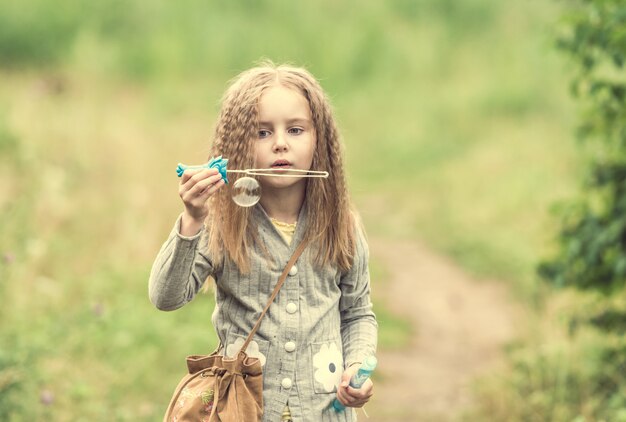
top-left (258, 85), bottom-right (311, 120)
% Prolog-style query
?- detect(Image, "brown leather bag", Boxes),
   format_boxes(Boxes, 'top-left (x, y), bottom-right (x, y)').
top-left (163, 242), bottom-right (308, 422)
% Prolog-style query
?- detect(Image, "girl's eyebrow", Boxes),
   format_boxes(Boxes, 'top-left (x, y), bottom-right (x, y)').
top-left (259, 117), bottom-right (311, 126)
top-left (287, 117), bottom-right (311, 124)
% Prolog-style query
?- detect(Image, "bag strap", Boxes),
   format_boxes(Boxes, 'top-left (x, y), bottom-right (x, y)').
top-left (241, 241), bottom-right (308, 353)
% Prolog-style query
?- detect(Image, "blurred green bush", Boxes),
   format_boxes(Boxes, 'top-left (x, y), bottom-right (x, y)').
top-left (539, 0), bottom-right (626, 293)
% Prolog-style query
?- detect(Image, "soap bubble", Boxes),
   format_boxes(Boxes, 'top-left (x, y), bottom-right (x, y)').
top-left (232, 177), bottom-right (261, 207)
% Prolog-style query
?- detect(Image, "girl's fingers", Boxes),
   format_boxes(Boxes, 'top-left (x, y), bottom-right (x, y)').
top-left (336, 382), bottom-right (373, 408)
top-left (337, 390), bottom-right (369, 408)
top-left (181, 177), bottom-right (225, 207)
top-left (200, 178), bottom-right (225, 198)
top-left (177, 166), bottom-right (223, 224)
top-left (346, 384), bottom-right (373, 399)
top-left (182, 170), bottom-right (217, 191)
top-left (180, 168), bottom-right (218, 187)
top-left (187, 174), bottom-right (223, 196)
top-left (180, 168), bottom-right (202, 184)
top-left (336, 393), bottom-right (364, 408)
top-left (180, 171), bottom-right (221, 199)
top-left (337, 390), bottom-right (352, 406)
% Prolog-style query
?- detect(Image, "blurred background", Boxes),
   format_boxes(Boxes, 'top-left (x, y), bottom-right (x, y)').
top-left (1, 0), bottom-right (625, 420)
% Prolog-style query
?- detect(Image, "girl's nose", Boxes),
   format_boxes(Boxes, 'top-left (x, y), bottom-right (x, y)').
top-left (272, 132), bottom-right (288, 152)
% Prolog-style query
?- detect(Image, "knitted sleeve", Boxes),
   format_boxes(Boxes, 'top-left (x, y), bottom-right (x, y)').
top-left (148, 214), bottom-right (215, 311)
top-left (338, 225), bottom-right (378, 367)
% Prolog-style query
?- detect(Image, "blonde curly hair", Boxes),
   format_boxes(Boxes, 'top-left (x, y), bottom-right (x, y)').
top-left (205, 61), bottom-right (357, 274)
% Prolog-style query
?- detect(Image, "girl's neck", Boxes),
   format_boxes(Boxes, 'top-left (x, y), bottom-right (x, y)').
top-left (259, 184), bottom-right (306, 223)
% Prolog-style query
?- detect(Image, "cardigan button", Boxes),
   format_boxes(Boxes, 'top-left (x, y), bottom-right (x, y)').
top-left (281, 378), bottom-right (293, 389)
top-left (288, 265), bottom-right (298, 276)
top-left (286, 302), bottom-right (297, 314)
top-left (284, 341), bottom-right (296, 352)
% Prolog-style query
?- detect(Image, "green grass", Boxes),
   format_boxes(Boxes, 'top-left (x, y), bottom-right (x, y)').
top-left (369, 257), bottom-right (413, 350)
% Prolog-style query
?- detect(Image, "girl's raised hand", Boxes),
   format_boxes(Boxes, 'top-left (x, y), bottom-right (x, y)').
top-left (178, 168), bottom-right (225, 234)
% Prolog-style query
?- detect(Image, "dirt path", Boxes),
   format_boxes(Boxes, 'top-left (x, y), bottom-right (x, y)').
top-left (365, 237), bottom-right (519, 422)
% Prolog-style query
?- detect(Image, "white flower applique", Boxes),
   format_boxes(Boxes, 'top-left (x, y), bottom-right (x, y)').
top-left (312, 342), bottom-right (343, 392)
top-left (225, 337), bottom-right (267, 366)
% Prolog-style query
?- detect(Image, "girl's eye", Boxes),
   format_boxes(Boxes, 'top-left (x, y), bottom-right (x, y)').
top-left (288, 127), bottom-right (304, 135)
top-left (258, 129), bottom-right (271, 138)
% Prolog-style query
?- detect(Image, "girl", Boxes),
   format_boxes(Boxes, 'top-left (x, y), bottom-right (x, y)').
top-left (149, 62), bottom-right (377, 421)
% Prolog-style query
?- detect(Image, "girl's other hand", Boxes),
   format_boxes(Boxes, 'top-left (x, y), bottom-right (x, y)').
top-left (335, 365), bottom-right (374, 408)
top-left (178, 168), bottom-right (225, 235)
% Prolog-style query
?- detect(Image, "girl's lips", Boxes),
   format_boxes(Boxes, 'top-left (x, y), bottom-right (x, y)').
top-left (271, 159), bottom-right (292, 168)
top-left (270, 166), bottom-right (292, 173)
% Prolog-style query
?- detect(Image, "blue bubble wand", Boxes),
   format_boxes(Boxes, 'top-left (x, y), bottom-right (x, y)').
top-left (176, 156), bottom-right (329, 183)
top-left (333, 356), bottom-right (378, 412)
top-left (176, 156), bottom-right (329, 207)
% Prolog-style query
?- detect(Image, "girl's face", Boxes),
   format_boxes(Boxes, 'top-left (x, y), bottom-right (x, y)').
top-left (254, 84), bottom-right (317, 191)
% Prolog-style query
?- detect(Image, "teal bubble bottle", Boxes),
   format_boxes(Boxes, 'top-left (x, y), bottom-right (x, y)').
top-left (333, 356), bottom-right (377, 412)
